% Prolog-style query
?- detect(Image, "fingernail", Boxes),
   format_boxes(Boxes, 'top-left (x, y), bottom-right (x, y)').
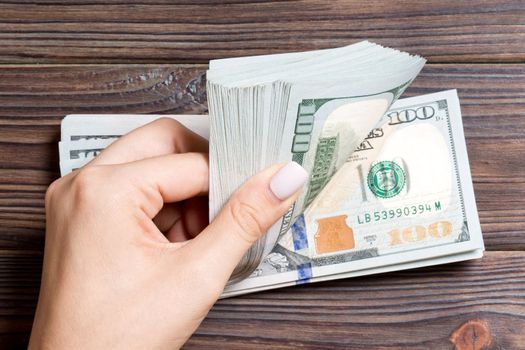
top-left (270, 162), bottom-right (309, 200)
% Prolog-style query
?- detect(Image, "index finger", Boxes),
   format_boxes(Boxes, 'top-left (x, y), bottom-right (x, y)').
top-left (90, 117), bottom-right (208, 166)
top-left (112, 152), bottom-right (209, 219)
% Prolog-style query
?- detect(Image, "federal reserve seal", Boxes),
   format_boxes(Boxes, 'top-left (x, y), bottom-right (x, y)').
top-left (367, 161), bottom-right (406, 198)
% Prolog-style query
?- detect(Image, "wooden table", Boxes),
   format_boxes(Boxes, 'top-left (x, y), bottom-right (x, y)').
top-left (1, 1), bottom-right (524, 349)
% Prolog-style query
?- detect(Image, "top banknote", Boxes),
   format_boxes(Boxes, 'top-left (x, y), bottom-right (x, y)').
top-left (206, 41), bottom-right (426, 281)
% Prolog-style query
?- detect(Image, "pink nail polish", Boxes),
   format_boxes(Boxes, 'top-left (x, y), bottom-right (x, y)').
top-left (269, 162), bottom-right (309, 200)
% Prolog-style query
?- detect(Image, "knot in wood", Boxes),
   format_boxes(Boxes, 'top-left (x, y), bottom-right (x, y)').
top-left (450, 319), bottom-right (492, 350)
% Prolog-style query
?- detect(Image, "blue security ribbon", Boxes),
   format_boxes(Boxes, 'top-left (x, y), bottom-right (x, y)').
top-left (291, 214), bottom-right (309, 251)
top-left (296, 262), bottom-right (313, 284)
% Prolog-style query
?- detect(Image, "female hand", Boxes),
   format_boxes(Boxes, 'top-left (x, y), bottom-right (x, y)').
top-left (29, 118), bottom-right (308, 349)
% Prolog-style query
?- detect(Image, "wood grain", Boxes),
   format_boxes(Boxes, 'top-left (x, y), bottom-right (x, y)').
top-left (1, 251), bottom-right (524, 349)
top-left (0, 64), bottom-right (523, 252)
top-left (0, 0), bottom-right (523, 64)
top-left (189, 251), bottom-right (525, 349)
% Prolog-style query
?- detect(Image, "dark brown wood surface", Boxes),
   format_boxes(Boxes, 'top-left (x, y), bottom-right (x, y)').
top-left (0, 0), bottom-right (524, 63)
top-left (0, 1), bottom-right (524, 349)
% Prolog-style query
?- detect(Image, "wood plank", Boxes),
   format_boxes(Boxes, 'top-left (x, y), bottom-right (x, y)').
top-left (190, 250), bottom-right (525, 349)
top-left (0, 250), bottom-right (524, 349)
top-left (0, 63), bottom-right (523, 251)
top-left (0, 0), bottom-right (523, 63)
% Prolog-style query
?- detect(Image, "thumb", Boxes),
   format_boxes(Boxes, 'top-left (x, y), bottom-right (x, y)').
top-left (190, 161), bottom-right (308, 281)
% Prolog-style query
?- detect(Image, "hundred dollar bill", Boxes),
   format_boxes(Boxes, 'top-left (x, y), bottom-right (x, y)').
top-left (208, 48), bottom-right (426, 281)
top-left (222, 248), bottom-right (483, 298)
top-left (222, 89), bottom-right (484, 295)
top-left (61, 114), bottom-right (209, 142)
top-left (59, 114), bottom-right (209, 175)
top-left (58, 139), bottom-right (115, 174)
top-left (59, 139), bottom-right (114, 161)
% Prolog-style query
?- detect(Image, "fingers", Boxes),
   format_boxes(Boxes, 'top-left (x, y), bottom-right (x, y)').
top-left (153, 203), bottom-right (182, 233)
top-left (187, 162), bottom-right (308, 282)
top-left (153, 196), bottom-right (208, 242)
top-left (114, 152), bottom-right (209, 218)
top-left (154, 197), bottom-right (208, 243)
top-left (90, 117), bottom-right (208, 166)
top-left (180, 196), bottom-right (209, 237)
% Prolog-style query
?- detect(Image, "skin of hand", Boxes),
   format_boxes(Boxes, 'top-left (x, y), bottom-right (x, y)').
top-left (29, 118), bottom-right (307, 350)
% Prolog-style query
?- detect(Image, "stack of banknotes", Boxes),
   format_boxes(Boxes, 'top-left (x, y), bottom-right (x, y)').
top-left (207, 41), bottom-right (426, 281)
top-left (59, 42), bottom-right (484, 297)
